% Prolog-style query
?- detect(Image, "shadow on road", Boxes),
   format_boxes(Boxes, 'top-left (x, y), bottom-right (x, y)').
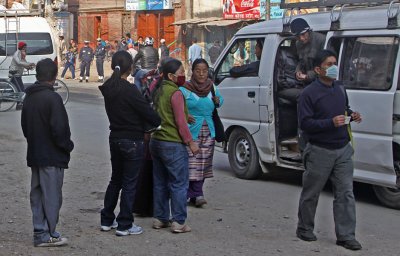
top-left (214, 152), bottom-right (383, 209)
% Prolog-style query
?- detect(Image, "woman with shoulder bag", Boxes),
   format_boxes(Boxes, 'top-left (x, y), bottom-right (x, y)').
top-left (180, 58), bottom-right (224, 207)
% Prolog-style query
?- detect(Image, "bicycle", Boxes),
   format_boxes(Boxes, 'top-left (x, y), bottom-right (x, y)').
top-left (0, 76), bottom-right (69, 112)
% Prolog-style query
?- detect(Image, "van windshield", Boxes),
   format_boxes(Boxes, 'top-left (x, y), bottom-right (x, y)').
top-left (0, 33), bottom-right (53, 56)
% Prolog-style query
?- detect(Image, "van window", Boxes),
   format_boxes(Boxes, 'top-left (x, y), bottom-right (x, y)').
top-left (0, 33), bottom-right (53, 56)
top-left (340, 36), bottom-right (399, 90)
top-left (215, 37), bottom-right (264, 83)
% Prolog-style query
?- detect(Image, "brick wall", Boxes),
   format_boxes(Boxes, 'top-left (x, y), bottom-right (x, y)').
top-left (79, 0), bottom-right (124, 9)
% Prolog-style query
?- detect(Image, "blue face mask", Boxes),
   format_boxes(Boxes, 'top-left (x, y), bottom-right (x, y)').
top-left (325, 65), bottom-right (338, 80)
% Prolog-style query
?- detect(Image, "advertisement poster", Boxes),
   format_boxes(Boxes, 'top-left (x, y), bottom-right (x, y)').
top-left (222, 0), bottom-right (261, 19)
top-left (260, 0), bottom-right (266, 20)
top-left (126, 0), bottom-right (147, 10)
top-left (147, 0), bottom-right (163, 10)
top-left (164, 0), bottom-right (173, 9)
top-left (270, 5), bottom-right (284, 19)
top-left (126, 0), bottom-right (140, 10)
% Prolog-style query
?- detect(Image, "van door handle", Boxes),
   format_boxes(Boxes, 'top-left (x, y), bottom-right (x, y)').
top-left (248, 91), bottom-right (255, 98)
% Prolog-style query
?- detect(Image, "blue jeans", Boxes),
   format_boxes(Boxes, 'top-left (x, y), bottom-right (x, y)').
top-left (61, 62), bottom-right (75, 79)
top-left (150, 139), bottom-right (189, 224)
top-left (101, 138), bottom-right (144, 231)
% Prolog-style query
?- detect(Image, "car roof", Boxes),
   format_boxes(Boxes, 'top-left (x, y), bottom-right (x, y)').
top-left (0, 17), bottom-right (52, 33)
top-left (236, 6), bottom-right (392, 36)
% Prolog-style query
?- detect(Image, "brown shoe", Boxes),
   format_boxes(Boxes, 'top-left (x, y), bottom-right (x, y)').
top-left (170, 221), bottom-right (191, 233)
top-left (152, 218), bottom-right (170, 229)
top-left (195, 197), bottom-right (207, 208)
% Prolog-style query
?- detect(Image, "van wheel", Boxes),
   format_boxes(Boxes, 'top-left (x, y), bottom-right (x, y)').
top-left (228, 128), bottom-right (261, 179)
top-left (373, 186), bottom-right (400, 209)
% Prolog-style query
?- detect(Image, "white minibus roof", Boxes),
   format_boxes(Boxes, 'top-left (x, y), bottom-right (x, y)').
top-left (236, 6), bottom-right (393, 36)
top-left (0, 16), bottom-right (52, 33)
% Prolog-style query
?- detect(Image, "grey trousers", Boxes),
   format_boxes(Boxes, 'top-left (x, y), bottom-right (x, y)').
top-left (30, 166), bottom-right (64, 244)
top-left (297, 143), bottom-right (356, 241)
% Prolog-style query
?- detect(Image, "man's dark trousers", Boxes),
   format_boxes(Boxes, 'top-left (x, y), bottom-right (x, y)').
top-left (79, 61), bottom-right (91, 78)
top-left (96, 58), bottom-right (104, 77)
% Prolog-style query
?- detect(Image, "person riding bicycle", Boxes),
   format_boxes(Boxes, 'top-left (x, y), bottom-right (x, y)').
top-left (9, 41), bottom-right (35, 109)
top-left (133, 37), bottom-right (159, 71)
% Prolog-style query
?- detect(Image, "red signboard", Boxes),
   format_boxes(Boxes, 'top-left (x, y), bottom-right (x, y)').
top-left (222, 0), bottom-right (261, 19)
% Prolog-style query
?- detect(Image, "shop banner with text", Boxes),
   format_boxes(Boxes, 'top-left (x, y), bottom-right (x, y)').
top-left (222, 0), bottom-right (261, 19)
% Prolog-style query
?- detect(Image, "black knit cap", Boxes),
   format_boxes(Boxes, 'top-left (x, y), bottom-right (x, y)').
top-left (290, 18), bottom-right (311, 36)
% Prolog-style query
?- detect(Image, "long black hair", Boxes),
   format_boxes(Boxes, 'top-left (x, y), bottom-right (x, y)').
top-left (105, 50), bottom-right (133, 87)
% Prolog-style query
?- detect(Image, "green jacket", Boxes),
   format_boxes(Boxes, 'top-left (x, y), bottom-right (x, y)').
top-left (152, 80), bottom-right (188, 143)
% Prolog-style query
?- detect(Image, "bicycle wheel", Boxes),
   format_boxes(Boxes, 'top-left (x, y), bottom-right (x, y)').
top-left (0, 81), bottom-right (18, 112)
top-left (54, 79), bottom-right (69, 105)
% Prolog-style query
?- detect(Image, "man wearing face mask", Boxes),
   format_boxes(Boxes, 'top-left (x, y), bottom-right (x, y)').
top-left (296, 50), bottom-right (362, 251)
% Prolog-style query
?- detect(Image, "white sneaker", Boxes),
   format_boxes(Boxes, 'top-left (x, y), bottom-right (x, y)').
top-left (100, 220), bottom-right (118, 231)
top-left (115, 224), bottom-right (143, 236)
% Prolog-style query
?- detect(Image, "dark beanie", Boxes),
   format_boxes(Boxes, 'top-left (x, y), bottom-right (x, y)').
top-left (290, 18), bottom-right (311, 36)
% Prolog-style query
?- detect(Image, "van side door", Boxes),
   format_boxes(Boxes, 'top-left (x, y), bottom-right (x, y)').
top-left (327, 31), bottom-right (399, 187)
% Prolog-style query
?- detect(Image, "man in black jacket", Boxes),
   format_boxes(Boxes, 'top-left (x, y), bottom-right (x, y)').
top-left (21, 58), bottom-right (74, 247)
top-left (133, 36), bottom-right (159, 71)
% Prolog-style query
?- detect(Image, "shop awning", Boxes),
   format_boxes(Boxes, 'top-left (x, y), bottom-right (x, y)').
top-left (198, 19), bottom-right (242, 27)
top-left (170, 17), bottom-right (221, 26)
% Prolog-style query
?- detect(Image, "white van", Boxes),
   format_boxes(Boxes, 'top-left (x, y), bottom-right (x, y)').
top-left (211, 2), bottom-right (400, 209)
top-left (0, 13), bottom-right (57, 86)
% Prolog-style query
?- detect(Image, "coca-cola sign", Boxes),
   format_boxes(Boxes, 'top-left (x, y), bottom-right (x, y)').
top-left (222, 0), bottom-right (261, 19)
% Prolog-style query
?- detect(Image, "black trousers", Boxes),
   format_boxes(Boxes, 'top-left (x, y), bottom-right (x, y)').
top-left (11, 76), bottom-right (24, 92)
top-left (96, 59), bottom-right (104, 77)
top-left (79, 61), bottom-right (91, 78)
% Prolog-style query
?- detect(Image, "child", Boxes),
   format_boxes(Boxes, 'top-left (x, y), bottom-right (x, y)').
top-left (61, 46), bottom-right (75, 80)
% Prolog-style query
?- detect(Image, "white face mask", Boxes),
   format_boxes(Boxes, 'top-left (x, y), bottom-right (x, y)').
top-left (324, 65), bottom-right (338, 80)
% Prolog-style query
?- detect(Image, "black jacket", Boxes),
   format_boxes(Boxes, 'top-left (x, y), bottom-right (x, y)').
top-left (133, 46), bottom-right (159, 70)
top-left (99, 79), bottom-right (161, 139)
top-left (79, 46), bottom-right (94, 63)
top-left (21, 82), bottom-right (74, 168)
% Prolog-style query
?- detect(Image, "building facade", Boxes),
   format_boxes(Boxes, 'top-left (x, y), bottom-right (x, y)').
top-left (71, 0), bottom-right (174, 50)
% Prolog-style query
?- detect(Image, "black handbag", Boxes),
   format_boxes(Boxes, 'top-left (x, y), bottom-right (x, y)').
top-left (211, 86), bottom-right (226, 142)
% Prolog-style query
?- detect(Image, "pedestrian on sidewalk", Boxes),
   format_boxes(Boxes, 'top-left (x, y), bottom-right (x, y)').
top-left (98, 51), bottom-right (161, 236)
top-left (58, 34), bottom-right (67, 63)
top-left (181, 58), bottom-right (224, 208)
top-left (296, 50), bottom-right (363, 250)
top-left (150, 58), bottom-right (199, 233)
top-left (60, 46), bottom-right (76, 80)
top-left (188, 38), bottom-right (202, 67)
top-left (95, 38), bottom-right (106, 82)
top-left (158, 38), bottom-right (169, 61)
top-left (208, 40), bottom-right (222, 65)
top-left (21, 58), bottom-right (74, 247)
top-left (79, 40), bottom-right (94, 82)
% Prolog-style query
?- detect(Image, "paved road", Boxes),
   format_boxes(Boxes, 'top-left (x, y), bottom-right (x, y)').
top-left (0, 82), bottom-right (399, 255)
